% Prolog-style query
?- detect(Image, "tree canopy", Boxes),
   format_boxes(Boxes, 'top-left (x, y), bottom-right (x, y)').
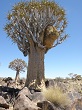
top-left (9, 58), bottom-right (27, 72)
top-left (4, 0), bottom-right (68, 56)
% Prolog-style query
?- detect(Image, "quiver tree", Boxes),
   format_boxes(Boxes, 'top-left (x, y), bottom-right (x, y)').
top-left (9, 59), bottom-right (27, 83)
top-left (5, 0), bottom-right (68, 89)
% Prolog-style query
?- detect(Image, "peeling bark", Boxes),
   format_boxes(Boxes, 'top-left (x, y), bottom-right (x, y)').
top-left (25, 42), bottom-right (45, 89)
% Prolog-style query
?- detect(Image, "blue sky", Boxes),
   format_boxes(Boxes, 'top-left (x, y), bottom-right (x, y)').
top-left (0, 0), bottom-right (82, 79)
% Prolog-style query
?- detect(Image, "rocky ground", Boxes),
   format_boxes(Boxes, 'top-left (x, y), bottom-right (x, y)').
top-left (0, 76), bottom-right (82, 110)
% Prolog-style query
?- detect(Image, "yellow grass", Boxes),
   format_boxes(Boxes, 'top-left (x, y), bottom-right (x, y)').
top-left (42, 86), bottom-right (71, 108)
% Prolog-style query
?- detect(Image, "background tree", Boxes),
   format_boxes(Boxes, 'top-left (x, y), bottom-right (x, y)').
top-left (5, 0), bottom-right (68, 89)
top-left (9, 59), bottom-right (27, 83)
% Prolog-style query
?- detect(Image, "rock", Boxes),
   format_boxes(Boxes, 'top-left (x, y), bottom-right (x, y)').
top-left (19, 78), bottom-right (26, 85)
top-left (45, 79), bottom-right (55, 88)
top-left (32, 92), bottom-right (46, 103)
top-left (37, 101), bottom-right (71, 110)
top-left (9, 105), bottom-right (13, 110)
top-left (0, 77), bottom-right (26, 89)
top-left (19, 87), bottom-right (31, 95)
top-left (0, 86), bottom-right (20, 93)
top-left (68, 91), bottom-right (81, 102)
top-left (14, 87), bottom-right (42, 110)
top-left (14, 93), bottom-right (41, 110)
top-left (37, 101), bottom-right (58, 110)
top-left (18, 87), bottom-right (32, 100)
top-left (3, 77), bottom-right (13, 83)
top-left (0, 107), bottom-right (7, 110)
top-left (0, 77), bottom-right (82, 110)
top-left (71, 98), bottom-right (82, 110)
top-left (0, 96), bottom-right (9, 109)
top-left (0, 86), bottom-right (20, 105)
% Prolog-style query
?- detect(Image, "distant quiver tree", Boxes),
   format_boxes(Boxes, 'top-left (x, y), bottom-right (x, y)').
top-left (9, 59), bottom-right (27, 83)
top-left (5, 0), bottom-right (68, 89)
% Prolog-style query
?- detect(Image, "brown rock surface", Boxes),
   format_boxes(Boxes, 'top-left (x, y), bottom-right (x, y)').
top-left (14, 92), bottom-right (41, 110)
top-left (0, 96), bottom-right (9, 109)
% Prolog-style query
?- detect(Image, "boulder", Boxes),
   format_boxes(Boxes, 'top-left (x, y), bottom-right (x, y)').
top-left (14, 87), bottom-right (43, 110)
top-left (19, 87), bottom-right (31, 95)
top-left (0, 86), bottom-right (20, 105)
top-left (14, 93), bottom-right (41, 110)
top-left (0, 96), bottom-right (9, 109)
top-left (18, 87), bottom-right (32, 100)
top-left (32, 92), bottom-right (46, 103)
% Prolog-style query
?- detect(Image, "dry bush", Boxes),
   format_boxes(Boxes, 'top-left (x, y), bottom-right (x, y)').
top-left (42, 86), bottom-right (71, 109)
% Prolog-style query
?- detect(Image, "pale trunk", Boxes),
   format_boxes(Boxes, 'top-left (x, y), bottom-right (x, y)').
top-left (15, 70), bottom-right (20, 83)
top-left (25, 43), bottom-right (45, 89)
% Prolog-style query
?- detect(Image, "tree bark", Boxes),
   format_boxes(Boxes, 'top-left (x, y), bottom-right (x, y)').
top-left (25, 42), bottom-right (45, 89)
top-left (15, 70), bottom-right (20, 83)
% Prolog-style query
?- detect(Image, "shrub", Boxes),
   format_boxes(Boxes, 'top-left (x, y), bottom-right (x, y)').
top-left (42, 86), bottom-right (71, 109)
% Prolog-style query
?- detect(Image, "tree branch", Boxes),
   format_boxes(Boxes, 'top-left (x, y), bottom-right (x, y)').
top-left (52, 34), bottom-right (68, 48)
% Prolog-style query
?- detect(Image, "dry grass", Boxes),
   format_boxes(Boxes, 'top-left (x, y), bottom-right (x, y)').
top-left (42, 86), bottom-right (71, 108)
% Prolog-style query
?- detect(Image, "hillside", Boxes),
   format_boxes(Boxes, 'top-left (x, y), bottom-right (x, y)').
top-left (0, 76), bottom-right (82, 110)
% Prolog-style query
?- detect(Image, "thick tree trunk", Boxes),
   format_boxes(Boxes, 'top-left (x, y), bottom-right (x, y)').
top-left (15, 70), bottom-right (20, 83)
top-left (25, 42), bottom-right (45, 89)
